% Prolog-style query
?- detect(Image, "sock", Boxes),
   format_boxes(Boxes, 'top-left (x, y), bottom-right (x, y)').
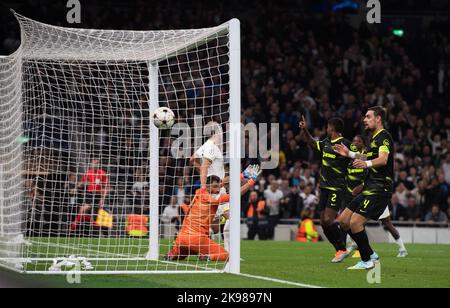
top-left (346, 229), bottom-right (357, 248)
top-left (396, 238), bottom-right (406, 251)
top-left (349, 229), bottom-right (374, 262)
top-left (322, 225), bottom-right (338, 251)
top-left (223, 220), bottom-right (230, 252)
top-left (323, 223), bottom-right (346, 252)
top-left (335, 223), bottom-right (348, 250)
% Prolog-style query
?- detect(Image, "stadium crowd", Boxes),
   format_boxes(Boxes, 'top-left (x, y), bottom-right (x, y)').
top-left (2, 1), bottom-right (449, 236)
top-left (237, 8), bottom-right (450, 225)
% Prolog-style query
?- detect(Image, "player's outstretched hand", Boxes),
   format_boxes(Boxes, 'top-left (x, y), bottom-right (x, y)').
top-left (333, 143), bottom-right (349, 157)
top-left (299, 115), bottom-right (307, 130)
top-left (353, 159), bottom-right (368, 169)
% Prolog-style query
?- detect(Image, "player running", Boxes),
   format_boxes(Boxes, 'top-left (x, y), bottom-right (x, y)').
top-left (343, 135), bottom-right (408, 258)
top-left (165, 174), bottom-right (258, 261)
top-left (334, 106), bottom-right (395, 270)
top-left (299, 116), bottom-right (354, 263)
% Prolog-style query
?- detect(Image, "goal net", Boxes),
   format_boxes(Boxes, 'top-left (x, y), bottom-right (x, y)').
top-left (0, 13), bottom-right (241, 274)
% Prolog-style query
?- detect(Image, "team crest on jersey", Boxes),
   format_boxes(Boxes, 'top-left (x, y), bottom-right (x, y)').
top-left (371, 141), bottom-right (377, 148)
top-left (383, 139), bottom-right (390, 148)
top-left (350, 144), bottom-right (357, 152)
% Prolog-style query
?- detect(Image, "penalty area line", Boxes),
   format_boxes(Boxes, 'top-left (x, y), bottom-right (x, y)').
top-left (233, 272), bottom-right (324, 288)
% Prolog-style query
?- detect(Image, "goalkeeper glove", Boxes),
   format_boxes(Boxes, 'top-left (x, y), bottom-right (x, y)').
top-left (248, 164), bottom-right (262, 181)
top-left (242, 165), bottom-right (253, 179)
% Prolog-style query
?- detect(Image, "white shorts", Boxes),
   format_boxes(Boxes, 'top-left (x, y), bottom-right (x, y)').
top-left (214, 187), bottom-right (229, 220)
top-left (378, 206), bottom-right (390, 220)
top-left (215, 203), bottom-right (230, 219)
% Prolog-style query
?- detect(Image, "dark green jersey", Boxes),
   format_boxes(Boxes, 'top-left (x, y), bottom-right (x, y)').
top-left (315, 137), bottom-right (353, 192)
top-left (363, 129), bottom-right (395, 196)
top-left (346, 152), bottom-right (368, 192)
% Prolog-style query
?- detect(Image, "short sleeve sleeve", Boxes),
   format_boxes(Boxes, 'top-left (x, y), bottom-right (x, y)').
top-left (379, 137), bottom-right (392, 154)
top-left (316, 140), bottom-right (324, 153)
top-left (203, 143), bottom-right (218, 162)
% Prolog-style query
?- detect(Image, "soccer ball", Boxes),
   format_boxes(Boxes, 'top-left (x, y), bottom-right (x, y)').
top-left (152, 107), bottom-right (175, 129)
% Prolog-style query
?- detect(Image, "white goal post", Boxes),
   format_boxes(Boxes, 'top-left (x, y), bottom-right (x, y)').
top-left (0, 12), bottom-right (241, 274)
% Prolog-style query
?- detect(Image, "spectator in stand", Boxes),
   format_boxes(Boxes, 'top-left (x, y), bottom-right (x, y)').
top-left (162, 196), bottom-right (181, 229)
top-left (290, 168), bottom-right (303, 188)
top-left (443, 153), bottom-right (450, 184)
top-left (279, 179), bottom-right (293, 219)
top-left (264, 180), bottom-right (283, 240)
top-left (405, 197), bottom-right (422, 222)
top-left (410, 180), bottom-right (429, 218)
top-left (245, 191), bottom-right (269, 240)
top-left (391, 195), bottom-right (408, 221)
top-left (425, 205), bottom-right (449, 224)
top-left (132, 173), bottom-right (149, 211)
top-left (436, 172), bottom-right (449, 208)
top-left (395, 183), bottom-right (409, 208)
top-left (445, 196), bottom-right (450, 219)
top-left (300, 169), bottom-right (315, 187)
top-left (300, 183), bottom-right (318, 210)
top-left (288, 185), bottom-right (304, 218)
top-left (398, 171), bottom-right (415, 191)
top-left (174, 177), bottom-right (186, 207)
top-left (407, 167), bottom-right (419, 187)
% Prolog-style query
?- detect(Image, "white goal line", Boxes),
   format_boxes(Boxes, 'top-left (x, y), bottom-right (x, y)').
top-left (234, 273), bottom-right (324, 289)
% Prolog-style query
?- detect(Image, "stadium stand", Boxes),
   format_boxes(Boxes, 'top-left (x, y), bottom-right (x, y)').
top-left (1, 0), bottom-right (449, 236)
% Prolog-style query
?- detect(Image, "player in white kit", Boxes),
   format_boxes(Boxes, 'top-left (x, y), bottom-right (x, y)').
top-left (190, 122), bottom-right (230, 250)
top-left (190, 122), bottom-right (260, 252)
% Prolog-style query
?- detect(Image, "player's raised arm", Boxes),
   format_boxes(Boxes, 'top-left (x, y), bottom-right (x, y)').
top-left (299, 115), bottom-right (316, 149)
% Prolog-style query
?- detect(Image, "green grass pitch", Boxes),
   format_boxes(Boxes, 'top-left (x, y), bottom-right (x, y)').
top-left (17, 240), bottom-right (450, 288)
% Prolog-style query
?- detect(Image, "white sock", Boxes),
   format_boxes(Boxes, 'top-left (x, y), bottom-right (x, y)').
top-left (223, 220), bottom-right (230, 252)
top-left (396, 238), bottom-right (406, 251)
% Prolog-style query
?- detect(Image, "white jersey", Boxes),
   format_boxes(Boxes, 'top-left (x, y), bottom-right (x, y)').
top-left (195, 139), bottom-right (225, 180)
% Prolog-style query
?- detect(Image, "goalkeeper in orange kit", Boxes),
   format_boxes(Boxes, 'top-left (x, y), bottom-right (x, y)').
top-left (166, 172), bottom-right (258, 262)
